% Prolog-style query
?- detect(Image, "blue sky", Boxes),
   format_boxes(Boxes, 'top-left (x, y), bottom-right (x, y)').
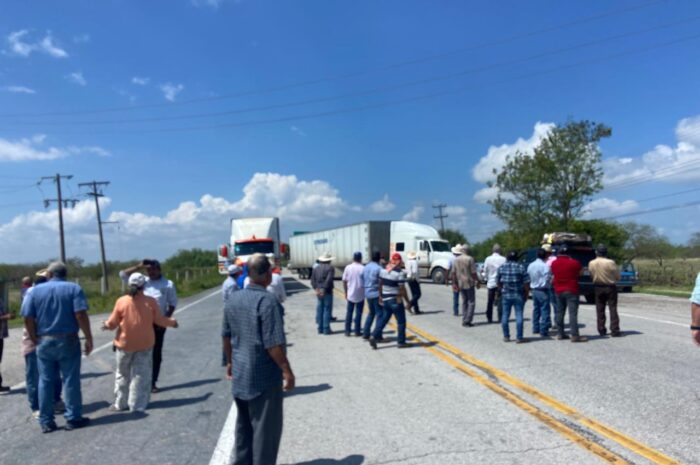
top-left (1, 0), bottom-right (700, 263)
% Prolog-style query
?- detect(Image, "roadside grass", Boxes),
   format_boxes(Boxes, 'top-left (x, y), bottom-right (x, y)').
top-left (633, 286), bottom-right (690, 299)
top-left (5, 269), bottom-right (222, 329)
top-left (634, 258), bottom-right (699, 290)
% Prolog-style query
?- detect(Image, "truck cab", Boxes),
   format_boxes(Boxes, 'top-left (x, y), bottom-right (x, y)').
top-left (390, 221), bottom-right (452, 284)
top-left (218, 217), bottom-right (280, 274)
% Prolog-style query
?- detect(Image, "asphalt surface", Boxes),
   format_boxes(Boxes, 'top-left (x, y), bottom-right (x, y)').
top-left (0, 276), bottom-right (696, 465)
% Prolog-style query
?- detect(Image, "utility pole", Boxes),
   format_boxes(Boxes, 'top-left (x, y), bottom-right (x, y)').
top-left (40, 174), bottom-right (77, 263)
top-left (79, 181), bottom-right (110, 294)
top-left (433, 203), bottom-right (448, 234)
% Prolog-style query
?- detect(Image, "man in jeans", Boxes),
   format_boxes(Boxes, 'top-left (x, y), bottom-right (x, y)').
top-left (362, 251), bottom-right (384, 340)
top-left (498, 251), bottom-right (530, 343)
top-left (311, 252), bottom-right (335, 335)
top-left (222, 254), bottom-right (295, 465)
top-left (551, 245), bottom-right (587, 343)
top-left (483, 244), bottom-right (506, 323)
top-left (527, 248), bottom-right (552, 337)
top-left (369, 253), bottom-right (412, 349)
top-left (588, 244), bottom-right (622, 337)
top-left (449, 245), bottom-right (480, 327)
top-left (342, 252), bottom-right (365, 336)
top-left (447, 245), bottom-right (463, 316)
top-left (21, 261), bottom-right (93, 433)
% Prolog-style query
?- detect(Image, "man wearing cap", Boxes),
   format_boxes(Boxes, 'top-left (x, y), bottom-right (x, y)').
top-left (497, 251), bottom-right (530, 343)
top-left (449, 245), bottom-right (480, 327)
top-left (342, 252), bottom-right (365, 337)
top-left (543, 244), bottom-right (557, 329)
top-left (362, 251), bottom-right (384, 340)
top-left (120, 259), bottom-right (178, 393)
top-left (223, 265), bottom-right (243, 305)
top-left (311, 252), bottom-right (335, 335)
top-left (369, 253), bottom-right (412, 349)
top-left (447, 245), bottom-right (463, 316)
top-left (406, 251), bottom-right (422, 315)
top-left (588, 244), bottom-right (622, 337)
top-left (483, 244), bottom-right (506, 323)
top-left (20, 261), bottom-right (93, 433)
top-left (551, 245), bottom-right (587, 342)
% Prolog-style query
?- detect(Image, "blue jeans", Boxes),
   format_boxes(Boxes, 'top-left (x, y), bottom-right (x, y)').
top-left (345, 301), bottom-right (364, 335)
top-left (501, 295), bottom-right (525, 340)
top-left (453, 291), bottom-right (460, 315)
top-left (36, 336), bottom-right (83, 425)
top-left (315, 293), bottom-right (333, 333)
top-left (363, 298), bottom-right (383, 338)
top-left (25, 352), bottom-right (62, 412)
top-left (372, 298), bottom-right (406, 345)
top-left (532, 289), bottom-right (551, 335)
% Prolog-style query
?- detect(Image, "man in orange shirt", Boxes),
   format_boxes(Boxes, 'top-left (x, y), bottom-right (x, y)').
top-left (103, 273), bottom-right (178, 412)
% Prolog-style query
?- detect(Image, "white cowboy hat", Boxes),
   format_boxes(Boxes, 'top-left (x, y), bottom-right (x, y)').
top-left (318, 252), bottom-right (334, 262)
top-left (451, 244), bottom-right (463, 255)
top-left (407, 251), bottom-right (417, 260)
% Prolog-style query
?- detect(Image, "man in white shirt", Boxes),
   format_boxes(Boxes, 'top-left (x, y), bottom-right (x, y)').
top-left (342, 252), bottom-right (365, 337)
top-left (120, 259), bottom-right (177, 393)
top-left (527, 248), bottom-right (552, 337)
top-left (406, 251), bottom-right (422, 314)
top-left (483, 244), bottom-right (506, 323)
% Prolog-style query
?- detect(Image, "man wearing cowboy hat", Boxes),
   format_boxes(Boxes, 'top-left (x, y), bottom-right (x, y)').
top-left (369, 253), bottom-right (412, 349)
top-left (448, 244), bottom-right (463, 316)
top-left (449, 244), bottom-right (480, 327)
top-left (405, 251), bottom-right (422, 315)
top-left (311, 252), bottom-right (335, 335)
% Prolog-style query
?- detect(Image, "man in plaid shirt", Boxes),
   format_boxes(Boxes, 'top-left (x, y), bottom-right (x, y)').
top-left (497, 251), bottom-right (530, 343)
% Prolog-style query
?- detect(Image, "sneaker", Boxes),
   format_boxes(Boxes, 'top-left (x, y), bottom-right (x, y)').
top-left (571, 336), bottom-right (588, 343)
top-left (557, 334), bottom-right (570, 340)
top-left (108, 405), bottom-right (127, 413)
top-left (40, 422), bottom-right (58, 434)
top-left (31, 410), bottom-right (40, 420)
top-left (64, 417), bottom-right (90, 431)
top-left (54, 400), bottom-right (66, 414)
top-left (516, 338), bottom-right (527, 344)
top-left (369, 337), bottom-right (378, 350)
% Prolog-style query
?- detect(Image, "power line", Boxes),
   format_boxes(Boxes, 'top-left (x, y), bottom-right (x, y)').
top-left (9, 14), bottom-right (699, 129)
top-left (600, 199), bottom-right (700, 220)
top-left (605, 156), bottom-right (700, 191)
top-left (57, 30), bottom-right (700, 137)
top-left (0, 0), bottom-right (666, 120)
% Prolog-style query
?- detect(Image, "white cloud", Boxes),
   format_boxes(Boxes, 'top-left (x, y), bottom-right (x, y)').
top-left (73, 34), bottom-right (90, 44)
top-left (582, 198), bottom-right (639, 218)
top-left (473, 186), bottom-right (499, 204)
top-left (0, 172), bottom-right (358, 262)
top-left (0, 134), bottom-right (110, 162)
top-left (604, 114), bottom-right (700, 187)
top-left (443, 205), bottom-right (468, 230)
top-left (192, 0), bottom-right (226, 8)
top-left (131, 76), bottom-right (149, 86)
top-left (472, 122), bottom-right (554, 184)
top-left (402, 206), bottom-right (424, 222)
top-left (5, 30), bottom-right (68, 58)
top-left (290, 125), bottom-right (307, 137)
top-left (369, 194), bottom-right (395, 213)
top-left (160, 82), bottom-right (184, 101)
top-left (1, 85), bottom-right (35, 94)
top-left (66, 72), bottom-right (86, 86)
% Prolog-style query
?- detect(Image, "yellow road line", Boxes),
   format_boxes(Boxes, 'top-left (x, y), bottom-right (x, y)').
top-left (405, 322), bottom-right (683, 465)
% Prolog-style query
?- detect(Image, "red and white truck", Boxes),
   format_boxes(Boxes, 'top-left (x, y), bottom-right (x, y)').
top-left (217, 217), bottom-right (281, 274)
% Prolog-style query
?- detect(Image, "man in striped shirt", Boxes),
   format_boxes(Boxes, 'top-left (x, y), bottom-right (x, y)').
top-left (369, 253), bottom-right (412, 349)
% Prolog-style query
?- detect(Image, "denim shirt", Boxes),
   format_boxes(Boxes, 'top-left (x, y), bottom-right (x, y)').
top-left (20, 278), bottom-right (89, 336)
top-left (363, 261), bottom-right (382, 299)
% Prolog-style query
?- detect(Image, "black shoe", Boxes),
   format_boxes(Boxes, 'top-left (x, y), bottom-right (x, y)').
top-left (323, 330), bottom-right (331, 335)
top-left (397, 343), bottom-right (409, 349)
top-left (344, 332), bottom-right (351, 337)
top-left (41, 422), bottom-right (58, 434)
top-left (599, 331), bottom-right (607, 337)
top-left (557, 334), bottom-right (570, 340)
top-left (610, 332), bottom-right (622, 338)
top-left (369, 337), bottom-right (378, 350)
top-left (361, 335), bottom-right (369, 340)
top-left (151, 386), bottom-right (160, 394)
top-left (0, 386), bottom-right (10, 394)
top-left (64, 417), bottom-right (90, 431)
top-left (516, 338), bottom-right (527, 344)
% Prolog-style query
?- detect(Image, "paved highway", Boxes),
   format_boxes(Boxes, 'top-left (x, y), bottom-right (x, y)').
top-left (0, 276), bottom-right (696, 465)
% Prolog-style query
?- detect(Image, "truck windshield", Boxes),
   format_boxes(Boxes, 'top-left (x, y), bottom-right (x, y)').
top-left (234, 242), bottom-right (274, 256)
top-left (430, 241), bottom-right (450, 252)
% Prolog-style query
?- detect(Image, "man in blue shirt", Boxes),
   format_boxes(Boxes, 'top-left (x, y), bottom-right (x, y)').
top-left (21, 261), bottom-right (93, 433)
top-left (497, 251), bottom-right (530, 343)
top-left (222, 254), bottom-right (294, 465)
top-left (362, 251), bottom-right (384, 339)
top-left (527, 248), bottom-right (552, 337)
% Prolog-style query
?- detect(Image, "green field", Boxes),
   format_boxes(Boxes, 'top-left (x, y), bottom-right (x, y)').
top-left (634, 258), bottom-right (699, 290)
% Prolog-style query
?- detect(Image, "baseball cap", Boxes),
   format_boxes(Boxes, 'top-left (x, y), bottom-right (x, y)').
top-left (391, 252), bottom-right (402, 261)
top-left (128, 272), bottom-right (147, 288)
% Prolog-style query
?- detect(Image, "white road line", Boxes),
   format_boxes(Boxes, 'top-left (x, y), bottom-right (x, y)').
top-left (208, 402), bottom-right (238, 465)
top-left (9, 289), bottom-right (223, 391)
top-left (617, 312), bottom-right (687, 328)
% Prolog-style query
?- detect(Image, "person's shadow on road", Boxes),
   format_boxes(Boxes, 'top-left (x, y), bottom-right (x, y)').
top-left (282, 455), bottom-right (364, 465)
top-left (148, 392), bottom-right (213, 409)
top-left (284, 383), bottom-right (332, 398)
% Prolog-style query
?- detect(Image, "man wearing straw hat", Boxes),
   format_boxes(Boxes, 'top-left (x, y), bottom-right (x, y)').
top-left (449, 244), bottom-right (480, 327)
top-left (447, 245), bottom-right (463, 316)
top-left (405, 251), bottom-right (422, 315)
top-left (311, 252), bottom-right (335, 335)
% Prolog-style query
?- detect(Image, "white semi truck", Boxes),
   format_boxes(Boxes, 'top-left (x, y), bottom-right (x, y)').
top-left (288, 221), bottom-right (453, 283)
top-left (217, 217), bottom-right (281, 275)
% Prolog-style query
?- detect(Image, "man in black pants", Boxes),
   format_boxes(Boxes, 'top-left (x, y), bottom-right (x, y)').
top-left (120, 259), bottom-right (178, 393)
top-left (405, 251), bottom-right (422, 314)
